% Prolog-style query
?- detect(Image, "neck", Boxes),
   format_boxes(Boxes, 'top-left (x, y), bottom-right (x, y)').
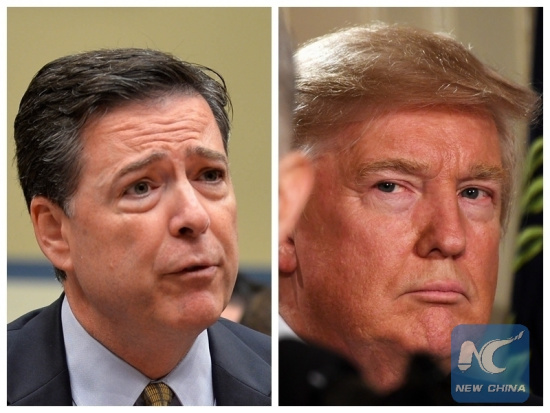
top-left (66, 293), bottom-right (200, 379)
top-left (103, 328), bottom-right (197, 380)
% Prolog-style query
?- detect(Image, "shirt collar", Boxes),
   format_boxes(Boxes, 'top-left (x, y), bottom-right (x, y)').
top-left (62, 296), bottom-right (214, 405)
top-left (279, 314), bottom-right (301, 341)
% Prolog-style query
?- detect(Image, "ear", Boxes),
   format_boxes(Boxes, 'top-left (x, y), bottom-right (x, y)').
top-left (279, 151), bottom-right (314, 243)
top-left (279, 236), bottom-right (298, 275)
top-left (30, 196), bottom-right (74, 274)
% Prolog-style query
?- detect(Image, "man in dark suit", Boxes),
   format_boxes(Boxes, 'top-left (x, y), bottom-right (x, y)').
top-left (8, 48), bottom-right (271, 406)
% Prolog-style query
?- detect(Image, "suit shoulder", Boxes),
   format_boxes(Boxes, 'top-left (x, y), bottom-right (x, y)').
top-left (208, 319), bottom-right (271, 405)
top-left (8, 297), bottom-right (63, 355)
top-left (8, 306), bottom-right (49, 345)
top-left (217, 318), bottom-right (271, 344)
top-left (7, 297), bottom-right (72, 406)
top-left (212, 318), bottom-right (271, 362)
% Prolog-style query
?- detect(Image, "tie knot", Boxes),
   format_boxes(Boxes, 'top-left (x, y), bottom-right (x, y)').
top-left (142, 382), bottom-right (174, 406)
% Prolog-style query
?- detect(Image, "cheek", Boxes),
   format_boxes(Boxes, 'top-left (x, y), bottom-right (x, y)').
top-left (71, 213), bottom-right (155, 274)
top-left (296, 213), bottom-right (394, 313)
top-left (215, 198), bottom-right (238, 246)
top-left (297, 185), bottom-right (413, 277)
top-left (206, 198), bottom-right (239, 286)
top-left (468, 227), bottom-right (500, 307)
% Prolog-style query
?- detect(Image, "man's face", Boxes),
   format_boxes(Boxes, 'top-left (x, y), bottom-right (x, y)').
top-left (281, 108), bottom-right (503, 365)
top-left (61, 94), bottom-right (238, 337)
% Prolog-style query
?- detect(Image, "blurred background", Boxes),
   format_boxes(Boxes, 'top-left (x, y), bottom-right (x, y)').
top-left (6, 8), bottom-right (272, 331)
top-left (282, 7), bottom-right (543, 397)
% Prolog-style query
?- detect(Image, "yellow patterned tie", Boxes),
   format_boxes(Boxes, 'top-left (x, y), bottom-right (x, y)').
top-left (142, 382), bottom-right (174, 406)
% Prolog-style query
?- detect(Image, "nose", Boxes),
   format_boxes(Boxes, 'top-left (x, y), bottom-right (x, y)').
top-left (168, 180), bottom-right (210, 238)
top-left (415, 191), bottom-right (467, 259)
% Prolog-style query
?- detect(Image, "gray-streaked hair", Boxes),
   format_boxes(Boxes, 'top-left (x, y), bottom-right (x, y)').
top-left (14, 48), bottom-right (232, 281)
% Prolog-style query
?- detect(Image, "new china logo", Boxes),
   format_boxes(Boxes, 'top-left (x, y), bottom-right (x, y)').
top-left (451, 324), bottom-right (529, 403)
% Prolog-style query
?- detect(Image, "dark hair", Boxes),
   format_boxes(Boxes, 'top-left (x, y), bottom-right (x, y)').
top-left (14, 48), bottom-right (232, 281)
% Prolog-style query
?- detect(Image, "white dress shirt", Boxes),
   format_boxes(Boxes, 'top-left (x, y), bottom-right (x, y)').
top-left (279, 314), bottom-right (301, 340)
top-left (61, 296), bottom-right (215, 405)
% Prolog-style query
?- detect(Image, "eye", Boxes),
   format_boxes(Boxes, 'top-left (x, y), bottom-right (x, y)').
top-left (125, 181), bottom-right (151, 196)
top-left (460, 187), bottom-right (488, 200)
top-left (377, 182), bottom-right (399, 193)
top-left (200, 169), bottom-right (225, 182)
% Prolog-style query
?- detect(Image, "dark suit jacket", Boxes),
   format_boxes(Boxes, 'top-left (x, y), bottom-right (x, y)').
top-left (7, 295), bottom-right (271, 406)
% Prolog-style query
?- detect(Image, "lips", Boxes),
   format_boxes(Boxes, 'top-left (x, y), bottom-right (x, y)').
top-left (405, 280), bottom-right (467, 304)
top-left (184, 265), bottom-right (212, 272)
top-left (165, 261), bottom-right (219, 276)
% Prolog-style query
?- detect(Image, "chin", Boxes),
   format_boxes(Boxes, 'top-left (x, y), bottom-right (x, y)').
top-left (419, 333), bottom-right (452, 359)
top-left (169, 311), bottom-right (220, 334)
top-left (168, 295), bottom-right (225, 330)
top-left (397, 307), bottom-right (459, 358)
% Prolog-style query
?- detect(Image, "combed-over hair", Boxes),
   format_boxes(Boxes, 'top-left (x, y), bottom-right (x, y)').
top-left (293, 23), bottom-right (540, 226)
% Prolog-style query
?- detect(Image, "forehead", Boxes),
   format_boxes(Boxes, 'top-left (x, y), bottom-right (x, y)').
top-left (337, 108), bottom-right (502, 167)
top-left (80, 94), bottom-right (224, 157)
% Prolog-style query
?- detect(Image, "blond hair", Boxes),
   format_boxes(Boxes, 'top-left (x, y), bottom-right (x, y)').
top-left (293, 23), bottom-right (540, 225)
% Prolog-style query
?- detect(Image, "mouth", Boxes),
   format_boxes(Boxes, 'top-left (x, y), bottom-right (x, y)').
top-left (167, 263), bottom-right (218, 277)
top-left (404, 281), bottom-right (467, 304)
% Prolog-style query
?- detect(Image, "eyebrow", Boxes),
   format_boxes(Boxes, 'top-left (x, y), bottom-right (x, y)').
top-left (186, 146), bottom-right (228, 166)
top-left (114, 146), bottom-right (229, 181)
top-left (468, 164), bottom-right (506, 183)
top-left (357, 158), bottom-right (430, 178)
top-left (116, 152), bottom-right (168, 180)
top-left (356, 159), bottom-right (505, 183)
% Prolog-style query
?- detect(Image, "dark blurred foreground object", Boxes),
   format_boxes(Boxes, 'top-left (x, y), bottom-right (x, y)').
top-left (279, 339), bottom-right (542, 406)
top-left (279, 339), bottom-right (451, 405)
